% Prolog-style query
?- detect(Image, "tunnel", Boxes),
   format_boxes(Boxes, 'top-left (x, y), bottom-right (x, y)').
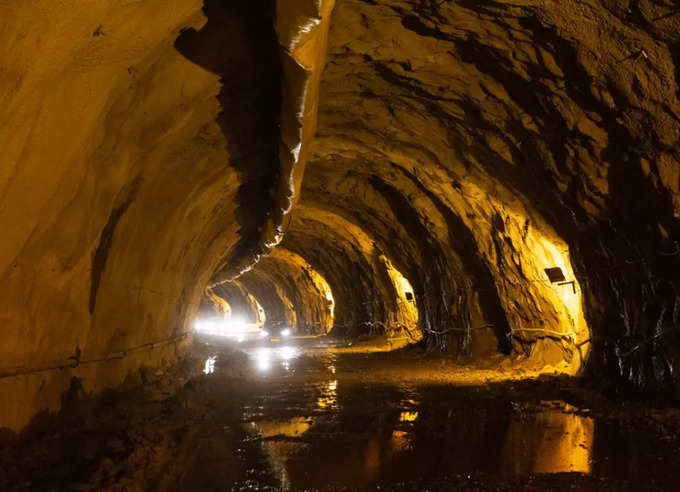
top-left (1, 0), bottom-right (679, 490)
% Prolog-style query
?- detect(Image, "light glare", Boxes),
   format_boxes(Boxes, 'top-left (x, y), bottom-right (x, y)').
top-left (281, 346), bottom-right (297, 361)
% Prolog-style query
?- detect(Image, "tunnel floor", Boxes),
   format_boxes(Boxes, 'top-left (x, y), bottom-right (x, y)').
top-left (2, 337), bottom-right (680, 491)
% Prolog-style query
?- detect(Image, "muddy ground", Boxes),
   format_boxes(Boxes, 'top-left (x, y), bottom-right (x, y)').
top-left (2, 335), bottom-right (680, 491)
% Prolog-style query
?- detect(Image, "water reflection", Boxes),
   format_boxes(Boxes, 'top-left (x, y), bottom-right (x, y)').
top-left (390, 430), bottom-right (411, 453)
top-left (325, 353), bottom-right (337, 375)
top-left (254, 349), bottom-right (271, 372)
top-left (203, 356), bottom-right (216, 375)
top-left (241, 392), bottom-right (597, 489)
top-left (245, 418), bottom-right (313, 491)
top-left (363, 439), bottom-right (381, 481)
top-left (399, 411), bottom-right (418, 422)
top-left (502, 401), bottom-right (593, 475)
top-left (316, 380), bottom-right (338, 410)
top-left (251, 346), bottom-right (299, 372)
top-left (247, 417), bottom-right (314, 438)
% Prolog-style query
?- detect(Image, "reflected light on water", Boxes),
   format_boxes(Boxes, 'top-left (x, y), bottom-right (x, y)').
top-left (248, 417), bottom-right (314, 438)
top-left (363, 439), bottom-right (381, 480)
top-left (280, 346), bottom-right (297, 361)
top-left (502, 401), bottom-right (594, 475)
top-left (317, 380), bottom-right (338, 409)
top-left (255, 348), bottom-right (272, 372)
top-left (203, 356), bottom-right (216, 375)
top-left (390, 430), bottom-right (410, 453)
top-left (237, 392), bottom-right (598, 491)
top-left (252, 346), bottom-right (300, 372)
top-left (245, 418), bottom-right (313, 492)
top-left (399, 411), bottom-right (419, 422)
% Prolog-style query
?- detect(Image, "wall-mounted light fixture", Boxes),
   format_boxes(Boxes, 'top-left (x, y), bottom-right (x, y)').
top-left (544, 267), bottom-right (576, 293)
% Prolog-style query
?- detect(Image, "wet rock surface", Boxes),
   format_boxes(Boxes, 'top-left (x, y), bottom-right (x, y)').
top-left (2, 337), bottom-right (680, 491)
top-left (2, 0), bottom-right (679, 434)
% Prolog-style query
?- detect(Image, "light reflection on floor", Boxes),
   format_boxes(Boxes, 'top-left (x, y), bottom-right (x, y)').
top-left (247, 417), bottom-right (314, 438)
top-left (502, 401), bottom-right (594, 475)
top-left (189, 336), bottom-right (659, 490)
top-left (203, 356), bottom-right (216, 375)
top-left (240, 391), bottom-right (595, 489)
top-left (250, 346), bottom-right (300, 373)
top-left (245, 417), bottom-right (314, 490)
top-left (316, 379), bottom-right (338, 410)
top-left (399, 410), bottom-right (419, 422)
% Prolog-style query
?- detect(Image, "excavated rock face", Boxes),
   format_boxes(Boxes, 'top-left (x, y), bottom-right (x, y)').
top-left (296, 0), bottom-right (678, 391)
top-left (230, 0), bottom-right (678, 390)
top-left (1, 0), bottom-right (678, 431)
top-left (0, 0), bottom-right (332, 431)
top-left (0, 0), bottom-right (246, 430)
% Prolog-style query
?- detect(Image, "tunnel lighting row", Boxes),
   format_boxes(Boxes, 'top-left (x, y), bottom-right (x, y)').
top-left (194, 317), bottom-right (265, 339)
top-left (194, 317), bottom-right (292, 340)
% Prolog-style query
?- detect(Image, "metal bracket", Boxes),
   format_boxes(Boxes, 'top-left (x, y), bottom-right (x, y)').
top-left (557, 280), bottom-right (576, 293)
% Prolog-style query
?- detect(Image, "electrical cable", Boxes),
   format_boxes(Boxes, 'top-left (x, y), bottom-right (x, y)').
top-left (0, 332), bottom-right (190, 380)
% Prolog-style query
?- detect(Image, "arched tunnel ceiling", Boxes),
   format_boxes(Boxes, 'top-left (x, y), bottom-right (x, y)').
top-left (0, 0), bottom-right (679, 432)
top-left (226, 0), bottom-right (679, 390)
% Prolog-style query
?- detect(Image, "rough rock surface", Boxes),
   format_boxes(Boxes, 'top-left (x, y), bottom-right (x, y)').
top-left (1, 0), bottom-right (679, 432)
top-left (0, 0), bottom-right (332, 430)
top-left (276, 0), bottom-right (679, 392)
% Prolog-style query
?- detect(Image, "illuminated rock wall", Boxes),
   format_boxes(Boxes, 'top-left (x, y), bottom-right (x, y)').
top-left (1, 0), bottom-right (679, 432)
top-left (296, 0), bottom-right (678, 390)
top-left (225, 0), bottom-right (678, 393)
top-left (0, 0), bottom-right (334, 431)
top-left (0, 0), bottom-right (239, 431)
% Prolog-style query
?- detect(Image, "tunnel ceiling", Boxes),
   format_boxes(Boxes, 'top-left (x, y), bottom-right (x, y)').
top-left (1, 0), bottom-right (679, 431)
top-left (217, 0), bottom-right (680, 390)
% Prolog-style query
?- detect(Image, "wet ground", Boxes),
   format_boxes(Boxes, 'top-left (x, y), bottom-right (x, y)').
top-left (2, 335), bottom-right (680, 491)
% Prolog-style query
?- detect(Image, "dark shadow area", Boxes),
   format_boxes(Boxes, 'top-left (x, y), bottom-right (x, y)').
top-left (393, 164), bottom-right (514, 354)
top-left (89, 179), bottom-right (140, 314)
top-left (175, 0), bottom-right (282, 274)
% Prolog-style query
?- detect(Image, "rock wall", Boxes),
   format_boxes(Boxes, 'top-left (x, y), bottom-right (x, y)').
top-left (0, 0), bottom-right (334, 431)
top-left (222, 0), bottom-right (679, 393)
top-left (2, 0), bottom-right (679, 432)
top-left (299, 0), bottom-right (678, 391)
top-left (0, 0), bottom-right (237, 431)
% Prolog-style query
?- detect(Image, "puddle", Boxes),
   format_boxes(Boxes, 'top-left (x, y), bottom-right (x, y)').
top-left (248, 346), bottom-right (300, 373)
top-left (6, 338), bottom-right (678, 491)
top-left (316, 380), bottom-right (338, 410)
top-left (183, 338), bottom-right (680, 490)
top-left (501, 401), bottom-right (594, 475)
top-left (235, 381), bottom-right (676, 490)
top-left (246, 417), bottom-right (315, 439)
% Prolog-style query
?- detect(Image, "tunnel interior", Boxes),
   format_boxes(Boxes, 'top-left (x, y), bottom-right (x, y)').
top-left (1, 0), bottom-right (679, 490)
